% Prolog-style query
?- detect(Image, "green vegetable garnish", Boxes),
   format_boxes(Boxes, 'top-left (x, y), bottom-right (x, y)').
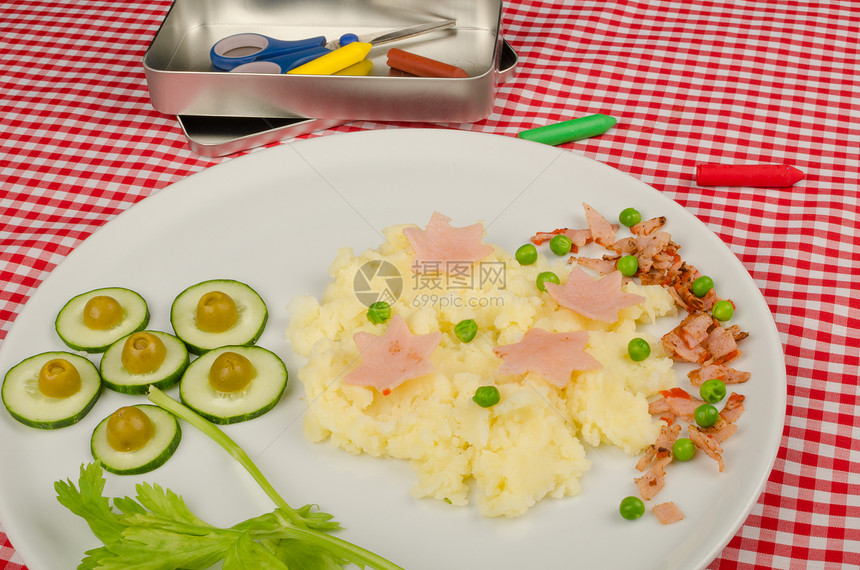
top-left (618, 208), bottom-right (642, 227)
top-left (472, 386), bottom-right (500, 408)
top-left (536, 271), bottom-right (560, 292)
top-left (454, 319), bottom-right (478, 343)
top-left (618, 496), bottom-right (645, 520)
top-left (712, 300), bottom-right (734, 321)
top-left (549, 234), bottom-right (572, 256)
top-left (627, 337), bottom-right (651, 362)
top-left (699, 378), bottom-right (727, 404)
top-left (367, 301), bottom-right (392, 324)
top-left (616, 254), bottom-right (639, 277)
top-left (691, 275), bottom-right (714, 297)
top-left (515, 243), bottom-right (538, 265)
top-left (694, 403), bottom-right (720, 427)
top-left (672, 437), bottom-right (696, 461)
top-left (54, 387), bottom-right (403, 570)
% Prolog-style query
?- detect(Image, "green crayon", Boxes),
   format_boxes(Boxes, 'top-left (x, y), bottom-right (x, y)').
top-left (517, 113), bottom-right (617, 146)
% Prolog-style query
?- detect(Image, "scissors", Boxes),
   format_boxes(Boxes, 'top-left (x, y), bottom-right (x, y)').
top-left (210, 19), bottom-right (456, 74)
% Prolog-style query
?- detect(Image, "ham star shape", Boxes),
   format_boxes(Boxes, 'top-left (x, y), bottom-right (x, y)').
top-left (403, 211), bottom-right (494, 273)
top-left (493, 328), bottom-right (602, 387)
top-left (545, 268), bottom-right (645, 323)
top-left (343, 314), bottom-right (442, 394)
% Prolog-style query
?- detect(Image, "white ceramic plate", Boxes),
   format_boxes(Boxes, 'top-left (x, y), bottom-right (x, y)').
top-left (0, 129), bottom-right (785, 570)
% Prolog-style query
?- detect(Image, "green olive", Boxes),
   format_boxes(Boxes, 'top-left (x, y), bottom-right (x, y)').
top-left (196, 291), bottom-right (238, 333)
top-left (121, 332), bottom-right (167, 374)
top-left (209, 351), bottom-right (256, 393)
top-left (82, 295), bottom-right (123, 330)
top-left (37, 358), bottom-right (81, 398)
top-left (106, 406), bottom-right (155, 452)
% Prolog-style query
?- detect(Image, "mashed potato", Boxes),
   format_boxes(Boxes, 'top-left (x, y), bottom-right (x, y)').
top-left (287, 223), bottom-right (677, 517)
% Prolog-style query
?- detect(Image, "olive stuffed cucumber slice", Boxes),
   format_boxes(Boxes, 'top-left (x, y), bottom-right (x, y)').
top-left (170, 279), bottom-right (268, 355)
top-left (2, 351), bottom-right (102, 429)
top-left (91, 404), bottom-right (181, 475)
top-left (55, 287), bottom-right (149, 353)
top-left (179, 345), bottom-right (287, 424)
top-left (99, 330), bottom-right (189, 395)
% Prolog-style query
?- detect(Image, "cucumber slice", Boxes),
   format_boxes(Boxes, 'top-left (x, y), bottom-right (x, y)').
top-left (99, 331), bottom-right (190, 394)
top-left (55, 287), bottom-right (149, 353)
top-left (91, 404), bottom-right (181, 475)
top-left (171, 279), bottom-right (268, 355)
top-left (179, 345), bottom-right (287, 424)
top-left (2, 351), bottom-right (102, 429)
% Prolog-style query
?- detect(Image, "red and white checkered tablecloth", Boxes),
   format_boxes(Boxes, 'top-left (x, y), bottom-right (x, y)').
top-left (1, 0), bottom-right (858, 568)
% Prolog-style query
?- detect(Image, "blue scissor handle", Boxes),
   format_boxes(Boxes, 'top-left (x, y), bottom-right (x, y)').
top-left (229, 45), bottom-right (332, 74)
top-left (210, 33), bottom-right (326, 70)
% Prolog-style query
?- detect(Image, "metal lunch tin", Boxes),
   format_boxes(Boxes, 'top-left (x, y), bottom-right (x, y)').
top-left (175, 39), bottom-right (518, 157)
top-left (144, 0), bottom-right (512, 122)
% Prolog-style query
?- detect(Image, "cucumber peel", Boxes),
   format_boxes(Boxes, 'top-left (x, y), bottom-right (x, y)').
top-left (55, 287), bottom-right (149, 353)
top-left (170, 279), bottom-right (268, 355)
top-left (99, 331), bottom-right (189, 395)
top-left (91, 404), bottom-right (181, 475)
top-left (2, 351), bottom-right (102, 429)
top-left (179, 345), bottom-right (287, 424)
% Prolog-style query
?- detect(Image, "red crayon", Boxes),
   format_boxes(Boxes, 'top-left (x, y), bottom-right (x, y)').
top-left (386, 48), bottom-right (469, 78)
top-left (696, 163), bottom-right (805, 187)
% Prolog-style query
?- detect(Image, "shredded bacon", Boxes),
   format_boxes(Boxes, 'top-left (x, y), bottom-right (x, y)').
top-left (583, 202), bottom-right (617, 246)
top-left (653, 501), bottom-right (685, 525)
top-left (569, 256), bottom-right (618, 275)
top-left (636, 424), bottom-right (681, 471)
top-left (631, 216), bottom-right (666, 236)
top-left (689, 425), bottom-right (725, 471)
top-left (530, 227), bottom-right (592, 249)
top-left (697, 417), bottom-right (738, 443)
top-left (648, 387), bottom-right (703, 424)
top-left (635, 455), bottom-right (671, 500)
top-left (688, 364), bottom-right (751, 387)
top-left (719, 392), bottom-right (745, 424)
top-left (662, 311), bottom-right (748, 365)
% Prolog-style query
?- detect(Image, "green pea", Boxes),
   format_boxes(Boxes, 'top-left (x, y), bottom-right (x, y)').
top-left (673, 437), bottom-right (696, 461)
top-left (699, 378), bottom-right (727, 404)
top-left (691, 275), bottom-right (714, 297)
top-left (454, 319), bottom-right (478, 343)
top-left (616, 254), bottom-right (639, 277)
top-left (472, 385), bottom-right (500, 408)
top-left (366, 301), bottom-right (391, 324)
top-left (549, 234), bottom-right (572, 256)
top-left (619, 207), bottom-right (642, 227)
top-left (515, 243), bottom-right (538, 265)
top-left (712, 300), bottom-right (734, 321)
top-left (536, 271), bottom-right (560, 292)
top-left (627, 337), bottom-right (651, 361)
top-left (694, 403), bottom-right (719, 427)
top-left (619, 496), bottom-right (645, 520)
